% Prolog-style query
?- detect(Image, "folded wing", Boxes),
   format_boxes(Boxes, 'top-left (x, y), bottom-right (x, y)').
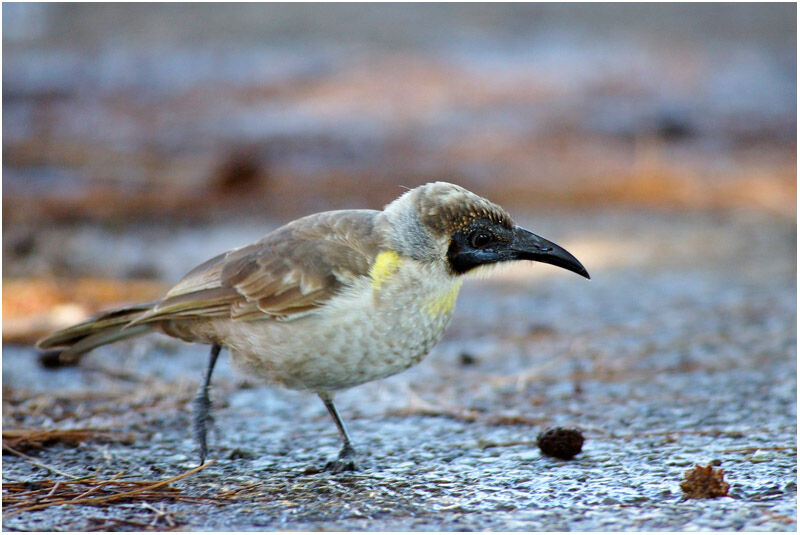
top-left (131, 210), bottom-right (383, 325)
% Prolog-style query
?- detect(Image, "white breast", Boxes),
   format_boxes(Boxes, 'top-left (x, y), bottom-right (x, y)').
top-left (216, 259), bottom-right (462, 393)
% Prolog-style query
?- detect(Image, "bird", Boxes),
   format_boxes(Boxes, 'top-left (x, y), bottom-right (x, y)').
top-left (37, 182), bottom-right (589, 472)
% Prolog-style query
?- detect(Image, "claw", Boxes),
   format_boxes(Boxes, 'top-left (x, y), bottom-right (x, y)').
top-left (324, 457), bottom-right (358, 473)
top-left (323, 444), bottom-right (358, 473)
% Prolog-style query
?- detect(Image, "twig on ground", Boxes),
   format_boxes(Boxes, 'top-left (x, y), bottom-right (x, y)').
top-left (3, 460), bottom-right (215, 515)
top-left (2, 444), bottom-right (78, 479)
top-left (217, 481), bottom-right (261, 499)
top-left (71, 472), bottom-right (125, 501)
top-left (3, 428), bottom-right (135, 451)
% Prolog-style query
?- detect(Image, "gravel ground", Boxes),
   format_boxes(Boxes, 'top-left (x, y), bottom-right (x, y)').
top-left (2, 208), bottom-right (796, 531)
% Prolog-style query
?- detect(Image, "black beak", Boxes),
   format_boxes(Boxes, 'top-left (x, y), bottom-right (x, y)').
top-left (511, 226), bottom-right (590, 279)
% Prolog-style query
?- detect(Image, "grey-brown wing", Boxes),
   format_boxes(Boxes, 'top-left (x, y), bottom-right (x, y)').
top-left (131, 210), bottom-right (383, 324)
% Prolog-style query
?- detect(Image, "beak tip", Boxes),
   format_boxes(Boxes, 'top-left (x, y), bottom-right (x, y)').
top-left (572, 266), bottom-right (590, 280)
top-left (513, 226), bottom-right (590, 280)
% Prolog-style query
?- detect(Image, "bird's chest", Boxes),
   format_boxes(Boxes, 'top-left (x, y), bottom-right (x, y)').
top-left (226, 259), bottom-right (462, 392)
top-left (370, 268), bottom-right (462, 353)
top-left (302, 261), bottom-right (462, 388)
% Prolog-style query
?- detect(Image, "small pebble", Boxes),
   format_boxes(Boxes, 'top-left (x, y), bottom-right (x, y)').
top-left (749, 449), bottom-right (772, 463)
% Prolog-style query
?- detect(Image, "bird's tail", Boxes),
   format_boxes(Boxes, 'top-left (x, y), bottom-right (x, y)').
top-left (36, 303), bottom-right (156, 365)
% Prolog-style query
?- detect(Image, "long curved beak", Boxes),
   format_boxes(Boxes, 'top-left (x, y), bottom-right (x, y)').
top-left (511, 226), bottom-right (590, 279)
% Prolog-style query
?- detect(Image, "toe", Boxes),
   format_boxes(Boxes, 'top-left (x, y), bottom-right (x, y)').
top-left (323, 458), bottom-right (358, 473)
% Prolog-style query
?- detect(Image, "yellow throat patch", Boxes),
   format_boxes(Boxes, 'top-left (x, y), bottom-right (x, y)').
top-left (424, 280), bottom-right (463, 317)
top-left (370, 250), bottom-right (402, 290)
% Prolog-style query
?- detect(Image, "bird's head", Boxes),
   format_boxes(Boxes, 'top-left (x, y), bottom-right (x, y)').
top-left (382, 182), bottom-right (590, 279)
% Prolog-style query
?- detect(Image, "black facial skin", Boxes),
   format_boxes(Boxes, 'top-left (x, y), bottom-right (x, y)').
top-left (447, 218), bottom-right (590, 279)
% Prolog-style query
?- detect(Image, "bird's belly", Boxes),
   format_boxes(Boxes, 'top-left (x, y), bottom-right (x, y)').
top-left (218, 275), bottom-right (461, 392)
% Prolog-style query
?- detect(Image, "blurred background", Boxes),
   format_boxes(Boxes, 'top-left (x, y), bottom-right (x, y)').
top-left (2, 5), bottom-right (797, 530)
top-left (2, 2), bottom-right (796, 344)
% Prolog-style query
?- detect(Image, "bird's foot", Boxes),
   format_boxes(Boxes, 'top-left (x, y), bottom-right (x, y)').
top-left (323, 444), bottom-right (358, 473)
top-left (323, 457), bottom-right (358, 474)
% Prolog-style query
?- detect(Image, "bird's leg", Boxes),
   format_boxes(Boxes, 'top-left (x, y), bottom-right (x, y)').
top-left (193, 344), bottom-right (221, 465)
top-left (319, 393), bottom-right (358, 473)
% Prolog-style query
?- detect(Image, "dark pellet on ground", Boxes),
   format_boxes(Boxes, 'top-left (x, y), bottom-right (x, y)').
top-left (227, 448), bottom-right (256, 460)
top-left (680, 462), bottom-right (730, 499)
top-left (537, 427), bottom-right (585, 460)
top-left (38, 350), bottom-right (77, 369)
top-left (458, 352), bottom-right (478, 366)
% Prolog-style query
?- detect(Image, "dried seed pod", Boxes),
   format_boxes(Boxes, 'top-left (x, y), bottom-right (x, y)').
top-left (536, 426), bottom-right (584, 460)
top-left (680, 462), bottom-right (730, 499)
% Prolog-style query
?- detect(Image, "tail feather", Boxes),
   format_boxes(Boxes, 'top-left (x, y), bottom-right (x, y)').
top-left (36, 303), bottom-right (157, 364)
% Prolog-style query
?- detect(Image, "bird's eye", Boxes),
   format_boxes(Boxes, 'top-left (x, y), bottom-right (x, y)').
top-left (469, 231), bottom-right (492, 248)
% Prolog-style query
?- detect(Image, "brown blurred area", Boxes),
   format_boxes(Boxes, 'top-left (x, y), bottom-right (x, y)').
top-left (2, 3), bottom-right (796, 342)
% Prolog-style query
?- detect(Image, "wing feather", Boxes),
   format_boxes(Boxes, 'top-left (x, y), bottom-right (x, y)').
top-left (131, 210), bottom-right (383, 325)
